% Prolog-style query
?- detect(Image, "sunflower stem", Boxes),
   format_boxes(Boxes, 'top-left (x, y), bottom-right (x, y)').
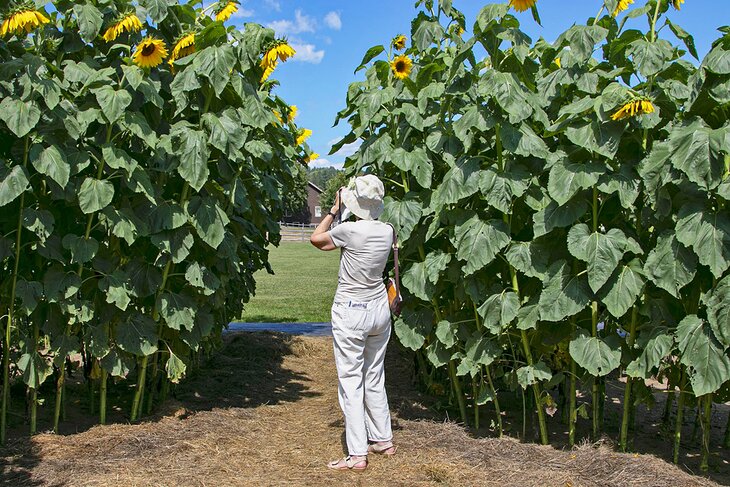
top-left (2, 136), bottom-right (30, 446)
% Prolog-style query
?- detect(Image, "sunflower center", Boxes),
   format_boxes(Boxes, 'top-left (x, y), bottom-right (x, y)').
top-left (396, 60), bottom-right (407, 72)
top-left (141, 43), bottom-right (157, 56)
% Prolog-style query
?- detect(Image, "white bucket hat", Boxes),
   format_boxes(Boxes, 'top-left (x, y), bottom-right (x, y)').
top-left (341, 174), bottom-right (385, 221)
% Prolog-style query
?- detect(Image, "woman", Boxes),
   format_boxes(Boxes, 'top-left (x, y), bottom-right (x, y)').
top-left (310, 174), bottom-right (397, 471)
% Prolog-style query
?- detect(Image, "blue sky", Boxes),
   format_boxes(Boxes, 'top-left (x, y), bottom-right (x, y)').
top-left (223, 0), bottom-right (729, 169)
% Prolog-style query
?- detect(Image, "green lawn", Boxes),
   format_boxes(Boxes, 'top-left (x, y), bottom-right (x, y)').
top-left (238, 241), bottom-right (340, 322)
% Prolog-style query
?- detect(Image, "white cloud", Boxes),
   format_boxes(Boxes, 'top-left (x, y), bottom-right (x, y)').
top-left (264, 0), bottom-right (281, 12)
top-left (290, 42), bottom-right (324, 63)
top-left (328, 139), bottom-right (362, 157)
top-left (309, 158), bottom-right (344, 169)
top-left (231, 8), bottom-right (254, 18)
top-left (324, 11), bottom-right (342, 30)
top-left (268, 10), bottom-right (316, 36)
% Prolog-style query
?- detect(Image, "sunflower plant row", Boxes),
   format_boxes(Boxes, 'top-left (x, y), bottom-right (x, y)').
top-left (334, 0), bottom-right (730, 469)
top-left (0, 0), bottom-right (309, 441)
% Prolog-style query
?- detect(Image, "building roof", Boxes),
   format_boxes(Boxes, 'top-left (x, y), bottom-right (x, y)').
top-left (308, 181), bottom-right (323, 193)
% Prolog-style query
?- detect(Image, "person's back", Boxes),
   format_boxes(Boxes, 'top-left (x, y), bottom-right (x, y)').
top-left (330, 220), bottom-right (393, 303)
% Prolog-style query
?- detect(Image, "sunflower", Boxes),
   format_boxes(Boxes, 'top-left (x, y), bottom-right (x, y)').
top-left (0, 8), bottom-right (50, 37)
top-left (390, 54), bottom-right (412, 80)
top-left (611, 99), bottom-right (655, 121)
top-left (509, 0), bottom-right (536, 13)
top-left (305, 152), bottom-right (319, 164)
top-left (133, 37), bottom-right (169, 69)
top-left (272, 110), bottom-right (283, 124)
top-left (611, 0), bottom-right (634, 17)
top-left (169, 32), bottom-right (196, 67)
top-left (102, 13), bottom-right (143, 42)
top-left (287, 105), bottom-right (298, 123)
top-left (260, 41), bottom-right (296, 81)
top-left (392, 34), bottom-right (407, 50)
top-left (215, 1), bottom-right (239, 22)
top-left (296, 128), bottom-right (312, 146)
top-left (554, 57), bottom-right (561, 68)
top-left (672, 0), bottom-right (684, 9)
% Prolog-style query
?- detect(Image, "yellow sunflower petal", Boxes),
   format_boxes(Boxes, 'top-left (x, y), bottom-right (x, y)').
top-left (287, 105), bottom-right (298, 123)
top-left (296, 129), bottom-right (312, 146)
top-left (672, 0), bottom-right (684, 10)
top-left (390, 54), bottom-right (413, 80)
top-left (215, 2), bottom-right (239, 22)
top-left (612, 0), bottom-right (634, 17)
top-left (509, 0), bottom-right (537, 13)
top-left (392, 34), bottom-right (407, 50)
top-left (133, 37), bottom-right (168, 69)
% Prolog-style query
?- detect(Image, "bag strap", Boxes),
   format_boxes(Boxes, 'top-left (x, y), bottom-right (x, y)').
top-left (387, 223), bottom-right (401, 298)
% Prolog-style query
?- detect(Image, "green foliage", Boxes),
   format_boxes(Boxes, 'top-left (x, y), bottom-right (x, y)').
top-left (0, 0), bottom-right (303, 430)
top-left (319, 170), bottom-right (349, 209)
top-left (334, 0), bottom-right (730, 449)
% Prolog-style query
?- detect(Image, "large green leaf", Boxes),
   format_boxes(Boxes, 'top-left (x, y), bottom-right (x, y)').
top-left (391, 147), bottom-right (432, 189)
top-left (626, 328), bottom-right (673, 379)
top-left (533, 198), bottom-right (589, 238)
top-left (99, 270), bottom-right (132, 311)
top-left (73, 3), bottom-right (103, 42)
top-left (0, 165), bottom-right (29, 207)
top-left (548, 160), bottom-right (605, 206)
top-left (478, 72), bottom-right (532, 124)
top-left (78, 178), bottom-right (114, 214)
top-left (93, 85), bottom-right (132, 123)
top-left (158, 292), bottom-right (197, 331)
top-left (517, 362), bottom-right (552, 388)
top-left (668, 119), bottom-right (726, 190)
top-left (31, 145), bottom-right (70, 188)
top-left (643, 231), bottom-right (696, 298)
top-left (451, 213), bottom-right (510, 276)
top-left (177, 130), bottom-right (210, 192)
top-left (62, 234), bottom-right (98, 264)
top-left (539, 260), bottom-right (591, 322)
top-left (166, 351), bottom-right (187, 383)
top-left (193, 45), bottom-right (235, 95)
top-left (569, 334), bottom-right (621, 377)
top-left (17, 352), bottom-right (53, 389)
top-left (435, 320), bottom-right (457, 348)
top-left (477, 291), bottom-right (520, 333)
top-left (599, 259), bottom-right (646, 318)
top-left (412, 12), bottom-right (444, 51)
top-left (676, 315), bottom-right (730, 396)
top-left (705, 275), bottom-right (730, 348)
top-left (0, 98), bottom-right (41, 137)
top-left (394, 307), bottom-right (433, 351)
top-left (430, 157), bottom-right (481, 209)
top-left (465, 335), bottom-right (500, 366)
top-left (479, 165), bottom-right (529, 214)
top-left (565, 120), bottom-right (624, 160)
top-left (567, 224), bottom-right (628, 292)
top-left (140, 0), bottom-right (169, 22)
top-left (676, 204), bottom-right (730, 279)
top-left (505, 239), bottom-right (551, 280)
top-left (115, 314), bottom-right (158, 356)
top-left (402, 261), bottom-right (435, 301)
top-left (380, 196), bottom-right (422, 242)
top-left (186, 196), bottom-right (229, 249)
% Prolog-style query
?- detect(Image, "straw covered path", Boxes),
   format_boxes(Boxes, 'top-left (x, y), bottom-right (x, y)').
top-left (1, 332), bottom-right (721, 486)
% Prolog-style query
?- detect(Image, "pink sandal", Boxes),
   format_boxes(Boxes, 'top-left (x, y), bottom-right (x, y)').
top-left (368, 441), bottom-right (397, 455)
top-left (327, 456), bottom-right (368, 471)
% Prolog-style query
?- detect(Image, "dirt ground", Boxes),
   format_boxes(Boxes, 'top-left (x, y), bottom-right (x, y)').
top-left (0, 332), bottom-right (726, 487)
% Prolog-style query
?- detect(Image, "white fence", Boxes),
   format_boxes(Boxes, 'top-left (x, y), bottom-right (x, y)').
top-left (278, 222), bottom-right (318, 241)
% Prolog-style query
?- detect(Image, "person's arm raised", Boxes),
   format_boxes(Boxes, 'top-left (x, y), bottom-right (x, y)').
top-left (310, 188), bottom-right (343, 251)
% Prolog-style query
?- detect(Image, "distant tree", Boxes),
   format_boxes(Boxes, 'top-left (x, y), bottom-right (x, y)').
top-left (320, 171), bottom-right (349, 210)
top-left (285, 165), bottom-right (309, 216)
top-left (307, 166), bottom-right (339, 190)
